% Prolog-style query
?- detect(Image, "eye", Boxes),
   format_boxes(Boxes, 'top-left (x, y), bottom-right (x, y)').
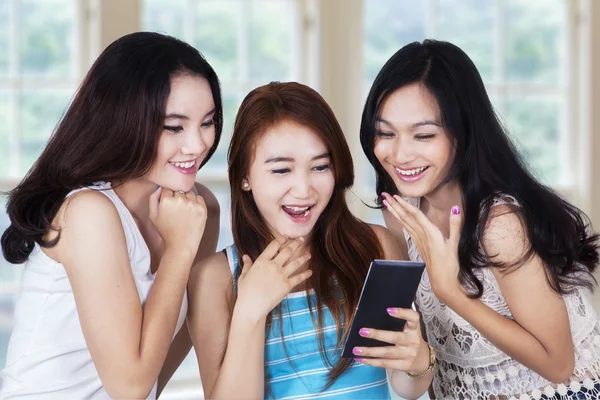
top-left (201, 120), bottom-right (215, 128)
top-left (415, 134), bottom-right (436, 140)
top-left (164, 125), bottom-right (183, 133)
top-left (376, 131), bottom-right (395, 139)
top-left (313, 164), bottom-right (331, 172)
top-left (271, 168), bottom-right (290, 175)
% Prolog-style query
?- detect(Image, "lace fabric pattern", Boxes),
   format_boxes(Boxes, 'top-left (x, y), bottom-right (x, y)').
top-left (403, 196), bottom-right (600, 399)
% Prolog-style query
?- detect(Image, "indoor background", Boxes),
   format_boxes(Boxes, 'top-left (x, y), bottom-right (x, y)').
top-left (1, 0), bottom-right (599, 398)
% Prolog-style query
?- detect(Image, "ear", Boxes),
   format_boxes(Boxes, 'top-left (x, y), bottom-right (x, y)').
top-left (242, 179), bottom-right (251, 191)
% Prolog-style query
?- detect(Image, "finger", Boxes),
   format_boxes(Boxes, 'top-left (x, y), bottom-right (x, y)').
top-left (288, 269), bottom-right (313, 287)
top-left (352, 344), bottom-right (408, 360)
top-left (185, 190), bottom-right (195, 200)
top-left (160, 188), bottom-right (174, 201)
top-left (283, 253), bottom-right (311, 276)
top-left (449, 205), bottom-right (462, 246)
top-left (382, 193), bottom-right (420, 234)
top-left (354, 357), bottom-right (408, 371)
top-left (195, 194), bottom-right (207, 206)
top-left (261, 235), bottom-right (290, 260)
top-left (240, 254), bottom-right (254, 280)
top-left (273, 237), bottom-right (304, 265)
top-left (149, 187), bottom-right (162, 221)
top-left (393, 194), bottom-right (438, 236)
top-left (358, 327), bottom-right (407, 346)
top-left (387, 307), bottom-right (421, 331)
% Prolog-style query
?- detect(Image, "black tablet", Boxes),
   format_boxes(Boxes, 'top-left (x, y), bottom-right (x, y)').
top-left (341, 259), bottom-right (425, 358)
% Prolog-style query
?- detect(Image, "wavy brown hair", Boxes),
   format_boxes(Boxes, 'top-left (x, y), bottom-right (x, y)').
top-left (228, 81), bottom-right (383, 389)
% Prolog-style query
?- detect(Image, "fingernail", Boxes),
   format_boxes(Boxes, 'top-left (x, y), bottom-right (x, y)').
top-left (359, 328), bottom-right (370, 337)
top-left (382, 200), bottom-right (389, 208)
top-left (387, 307), bottom-right (397, 315)
top-left (307, 254), bottom-right (311, 259)
top-left (156, 186), bottom-right (161, 190)
top-left (382, 193), bottom-right (388, 199)
top-left (352, 347), bottom-right (363, 355)
top-left (299, 237), bottom-right (304, 242)
top-left (355, 358), bottom-right (364, 363)
top-left (451, 205), bottom-right (460, 215)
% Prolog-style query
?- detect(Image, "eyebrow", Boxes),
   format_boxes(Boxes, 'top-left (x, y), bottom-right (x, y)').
top-left (265, 152), bottom-right (331, 164)
top-left (376, 118), bottom-right (441, 129)
top-left (165, 107), bottom-right (216, 121)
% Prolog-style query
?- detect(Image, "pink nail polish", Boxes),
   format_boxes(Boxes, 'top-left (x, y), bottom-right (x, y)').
top-left (382, 200), bottom-right (389, 208)
top-left (387, 307), bottom-right (397, 315)
top-left (451, 206), bottom-right (460, 215)
top-left (355, 358), bottom-right (364, 363)
top-left (382, 193), bottom-right (388, 199)
top-left (359, 328), bottom-right (369, 337)
top-left (352, 347), bottom-right (363, 355)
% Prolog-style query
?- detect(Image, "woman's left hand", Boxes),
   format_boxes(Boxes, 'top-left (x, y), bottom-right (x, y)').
top-left (352, 307), bottom-right (430, 375)
top-left (382, 192), bottom-right (463, 303)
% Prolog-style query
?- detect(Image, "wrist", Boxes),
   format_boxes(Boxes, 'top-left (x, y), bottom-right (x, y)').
top-left (407, 340), bottom-right (432, 376)
top-left (163, 244), bottom-right (198, 262)
top-left (231, 301), bottom-right (268, 330)
top-left (405, 343), bottom-right (436, 380)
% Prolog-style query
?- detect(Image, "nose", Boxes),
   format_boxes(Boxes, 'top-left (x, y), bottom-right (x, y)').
top-left (391, 135), bottom-right (417, 165)
top-left (290, 171), bottom-right (313, 199)
top-left (181, 129), bottom-right (208, 156)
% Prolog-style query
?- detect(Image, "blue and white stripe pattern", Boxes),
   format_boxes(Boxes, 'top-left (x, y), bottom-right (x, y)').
top-left (225, 245), bottom-right (390, 399)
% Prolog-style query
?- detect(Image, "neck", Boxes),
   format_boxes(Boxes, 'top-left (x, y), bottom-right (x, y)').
top-left (112, 178), bottom-right (157, 223)
top-left (421, 180), bottom-right (463, 216)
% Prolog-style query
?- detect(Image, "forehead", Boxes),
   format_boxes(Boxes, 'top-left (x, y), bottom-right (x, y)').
top-left (165, 74), bottom-right (215, 115)
top-left (379, 83), bottom-right (440, 124)
top-left (254, 122), bottom-right (328, 159)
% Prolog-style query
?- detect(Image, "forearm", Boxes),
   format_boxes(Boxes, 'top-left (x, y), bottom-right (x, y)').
top-left (388, 368), bottom-right (433, 400)
top-left (157, 324), bottom-right (193, 397)
top-left (446, 293), bottom-right (573, 382)
top-left (208, 307), bottom-right (266, 399)
top-left (134, 249), bottom-right (195, 388)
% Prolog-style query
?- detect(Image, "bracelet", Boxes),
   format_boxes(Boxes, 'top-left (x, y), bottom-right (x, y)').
top-left (405, 344), bottom-right (436, 380)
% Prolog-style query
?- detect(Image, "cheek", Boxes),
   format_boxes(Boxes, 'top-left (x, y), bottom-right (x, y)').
top-left (315, 173), bottom-right (335, 202)
top-left (373, 139), bottom-right (388, 164)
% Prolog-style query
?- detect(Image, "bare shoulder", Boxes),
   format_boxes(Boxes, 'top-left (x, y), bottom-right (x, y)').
top-left (194, 182), bottom-right (220, 214)
top-left (367, 223), bottom-right (406, 260)
top-left (482, 204), bottom-right (528, 264)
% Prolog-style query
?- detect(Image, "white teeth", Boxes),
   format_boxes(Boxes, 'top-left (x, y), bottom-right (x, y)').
top-left (395, 166), bottom-right (427, 176)
top-left (303, 209), bottom-right (309, 216)
top-left (172, 160), bottom-right (195, 169)
top-left (285, 206), bottom-right (310, 212)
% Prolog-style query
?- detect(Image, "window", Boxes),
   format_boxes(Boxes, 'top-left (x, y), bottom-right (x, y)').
top-left (0, 0), bottom-right (80, 368)
top-left (363, 0), bottom-right (572, 190)
top-left (143, 0), bottom-right (308, 392)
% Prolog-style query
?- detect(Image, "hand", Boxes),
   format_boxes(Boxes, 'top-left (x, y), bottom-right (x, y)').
top-left (352, 307), bottom-right (430, 375)
top-left (236, 236), bottom-right (312, 321)
top-left (149, 187), bottom-right (208, 255)
top-left (382, 192), bottom-right (463, 303)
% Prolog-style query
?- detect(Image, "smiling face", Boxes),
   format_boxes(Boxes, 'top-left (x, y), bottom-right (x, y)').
top-left (245, 121), bottom-right (335, 239)
top-left (143, 74), bottom-right (216, 192)
top-left (374, 83), bottom-right (455, 199)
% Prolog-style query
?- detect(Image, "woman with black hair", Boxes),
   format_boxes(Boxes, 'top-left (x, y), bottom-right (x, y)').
top-left (360, 39), bottom-right (600, 399)
top-left (0, 32), bottom-right (222, 399)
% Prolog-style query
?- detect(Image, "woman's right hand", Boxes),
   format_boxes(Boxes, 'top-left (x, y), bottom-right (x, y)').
top-left (236, 236), bottom-right (313, 320)
top-left (149, 187), bottom-right (208, 255)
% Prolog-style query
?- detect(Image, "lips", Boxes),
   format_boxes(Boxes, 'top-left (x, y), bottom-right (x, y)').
top-left (169, 159), bottom-right (197, 175)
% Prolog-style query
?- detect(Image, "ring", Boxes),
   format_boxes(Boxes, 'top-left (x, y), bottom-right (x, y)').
top-left (175, 190), bottom-right (185, 195)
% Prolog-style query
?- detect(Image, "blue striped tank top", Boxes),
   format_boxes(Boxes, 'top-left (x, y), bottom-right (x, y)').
top-left (225, 245), bottom-right (390, 399)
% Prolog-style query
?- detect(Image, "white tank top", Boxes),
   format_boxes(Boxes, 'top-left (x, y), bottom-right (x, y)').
top-left (405, 195), bottom-right (600, 399)
top-left (0, 182), bottom-right (188, 399)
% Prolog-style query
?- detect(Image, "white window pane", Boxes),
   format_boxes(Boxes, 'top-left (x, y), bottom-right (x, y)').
top-left (249, 0), bottom-right (296, 83)
top-left (437, 0), bottom-right (494, 82)
top-left (144, 0), bottom-right (186, 38)
top-left (504, 96), bottom-right (562, 185)
top-left (0, 91), bottom-right (13, 178)
top-left (363, 0), bottom-right (426, 86)
top-left (505, 0), bottom-right (566, 84)
top-left (203, 90), bottom-right (243, 172)
top-left (194, 0), bottom-right (241, 83)
top-left (0, 1), bottom-right (10, 76)
top-left (19, 0), bottom-right (76, 77)
top-left (19, 90), bottom-right (72, 175)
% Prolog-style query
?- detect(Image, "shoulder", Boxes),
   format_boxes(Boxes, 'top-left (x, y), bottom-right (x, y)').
top-left (59, 189), bottom-right (121, 231)
top-left (368, 223), bottom-right (406, 260)
top-left (194, 182), bottom-right (220, 215)
top-left (482, 204), bottom-right (528, 264)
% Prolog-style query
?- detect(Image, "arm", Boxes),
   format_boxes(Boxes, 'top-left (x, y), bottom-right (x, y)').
top-left (187, 253), bottom-right (266, 400)
top-left (57, 189), bottom-right (204, 398)
top-left (441, 207), bottom-right (574, 383)
top-left (157, 183), bottom-right (221, 397)
top-left (368, 225), bottom-right (433, 400)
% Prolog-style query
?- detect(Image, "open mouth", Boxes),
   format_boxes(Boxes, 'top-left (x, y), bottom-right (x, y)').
top-left (169, 159), bottom-right (197, 174)
top-left (282, 205), bottom-right (314, 220)
top-left (393, 165), bottom-right (430, 182)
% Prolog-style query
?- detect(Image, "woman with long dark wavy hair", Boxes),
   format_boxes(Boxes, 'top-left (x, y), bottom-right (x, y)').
top-left (361, 39), bottom-right (600, 399)
top-left (0, 32), bottom-right (222, 399)
top-left (187, 82), bottom-right (436, 399)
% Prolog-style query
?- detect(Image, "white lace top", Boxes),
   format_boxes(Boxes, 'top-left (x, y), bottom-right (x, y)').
top-left (404, 196), bottom-right (600, 400)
